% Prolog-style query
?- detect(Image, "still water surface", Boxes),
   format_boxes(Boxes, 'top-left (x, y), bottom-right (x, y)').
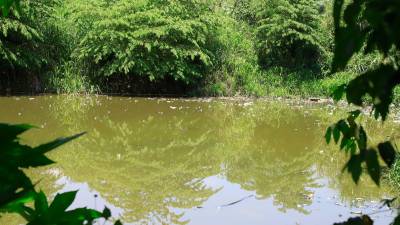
top-left (0, 95), bottom-right (399, 225)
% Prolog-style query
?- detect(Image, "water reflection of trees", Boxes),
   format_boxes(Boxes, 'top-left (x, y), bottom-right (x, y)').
top-left (51, 111), bottom-right (222, 224)
top-left (2, 96), bottom-right (398, 224)
top-left (209, 102), bottom-right (322, 214)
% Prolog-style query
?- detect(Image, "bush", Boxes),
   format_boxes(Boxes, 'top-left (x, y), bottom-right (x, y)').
top-left (256, 0), bottom-right (330, 71)
top-left (72, 0), bottom-right (220, 86)
top-left (0, 2), bottom-right (44, 71)
top-left (0, 0), bottom-right (69, 93)
top-left (203, 16), bottom-right (264, 96)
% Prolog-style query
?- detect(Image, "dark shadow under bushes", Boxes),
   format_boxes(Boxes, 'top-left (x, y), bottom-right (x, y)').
top-left (0, 70), bottom-right (43, 95)
top-left (95, 75), bottom-right (197, 97)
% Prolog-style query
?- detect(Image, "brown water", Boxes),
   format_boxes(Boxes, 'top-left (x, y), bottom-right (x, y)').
top-left (0, 95), bottom-right (399, 225)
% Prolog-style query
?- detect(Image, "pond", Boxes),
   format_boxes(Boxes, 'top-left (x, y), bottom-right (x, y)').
top-left (0, 95), bottom-right (398, 225)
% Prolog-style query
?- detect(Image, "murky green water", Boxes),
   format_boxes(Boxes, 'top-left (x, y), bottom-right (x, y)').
top-left (0, 95), bottom-right (399, 225)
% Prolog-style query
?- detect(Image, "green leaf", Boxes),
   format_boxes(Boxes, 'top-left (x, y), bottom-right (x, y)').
top-left (332, 84), bottom-right (346, 102)
top-left (333, 125), bottom-right (341, 144)
top-left (344, 154), bottom-right (362, 184)
top-left (325, 127), bottom-right (332, 144)
top-left (378, 142), bottom-right (397, 167)
top-left (102, 206), bottom-right (111, 219)
top-left (32, 132), bottom-right (86, 155)
top-left (333, 215), bottom-right (373, 225)
top-left (357, 126), bottom-right (367, 150)
top-left (19, 132), bottom-right (86, 168)
top-left (49, 191), bottom-right (78, 215)
top-left (34, 191), bottom-right (48, 213)
top-left (19, 154), bottom-right (55, 168)
top-left (62, 208), bottom-right (102, 222)
top-left (115, 220), bottom-right (123, 225)
top-left (0, 189), bottom-right (36, 214)
top-left (332, 26), bottom-right (366, 72)
top-left (340, 137), bottom-right (352, 151)
top-left (0, 123), bottom-right (34, 143)
top-left (392, 214), bottom-right (400, 225)
top-left (365, 149), bottom-right (380, 186)
top-left (346, 65), bottom-right (400, 120)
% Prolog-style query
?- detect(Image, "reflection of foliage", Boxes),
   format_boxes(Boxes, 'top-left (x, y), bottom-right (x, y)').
top-left (2, 96), bottom-right (399, 224)
top-left (213, 102), bottom-right (321, 213)
top-left (49, 105), bottom-right (221, 224)
top-left (49, 95), bottom-right (96, 128)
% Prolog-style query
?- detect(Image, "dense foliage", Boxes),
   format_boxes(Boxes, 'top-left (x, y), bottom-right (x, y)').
top-left (73, 0), bottom-right (219, 85)
top-left (0, 0), bottom-right (343, 95)
top-left (0, 1), bottom-right (43, 72)
top-left (256, 0), bottom-right (330, 70)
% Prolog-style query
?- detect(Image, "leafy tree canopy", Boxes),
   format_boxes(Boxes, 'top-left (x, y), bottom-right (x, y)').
top-left (72, 0), bottom-right (220, 84)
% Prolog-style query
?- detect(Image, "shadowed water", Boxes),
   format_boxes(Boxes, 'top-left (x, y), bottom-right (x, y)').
top-left (0, 95), bottom-right (398, 225)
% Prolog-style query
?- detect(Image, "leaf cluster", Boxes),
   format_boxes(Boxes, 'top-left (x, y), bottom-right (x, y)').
top-left (256, 0), bottom-right (330, 70)
top-left (0, 2), bottom-right (43, 70)
top-left (329, 0), bottom-right (400, 224)
top-left (0, 123), bottom-right (121, 225)
top-left (73, 0), bottom-right (220, 84)
top-left (326, 110), bottom-right (397, 185)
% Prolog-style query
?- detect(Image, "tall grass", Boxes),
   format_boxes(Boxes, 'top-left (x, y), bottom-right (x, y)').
top-left (46, 61), bottom-right (98, 94)
top-left (387, 157), bottom-right (400, 190)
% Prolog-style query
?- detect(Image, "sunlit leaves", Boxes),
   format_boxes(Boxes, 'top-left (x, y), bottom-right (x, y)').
top-left (74, 0), bottom-right (218, 84)
top-left (256, 0), bottom-right (329, 69)
top-left (0, 0), bottom-right (46, 70)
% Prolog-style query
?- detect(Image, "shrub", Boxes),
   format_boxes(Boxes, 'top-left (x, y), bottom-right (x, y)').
top-left (203, 15), bottom-right (264, 96)
top-left (73, 0), bottom-right (220, 85)
top-left (0, 2), bottom-right (43, 71)
top-left (256, 0), bottom-right (330, 71)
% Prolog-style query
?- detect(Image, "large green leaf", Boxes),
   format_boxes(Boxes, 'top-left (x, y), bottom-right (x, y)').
top-left (344, 154), bottom-right (362, 184)
top-left (346, 65), bottom-right (400, 120)
top-left (378, 142), bottom-right (397, 168)
top-left (0, 123), bottom-right (34, 143)
top-left (48, 191), bottom-right (78, 215)
top-left (365, 149), bottom-right (380, 185)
